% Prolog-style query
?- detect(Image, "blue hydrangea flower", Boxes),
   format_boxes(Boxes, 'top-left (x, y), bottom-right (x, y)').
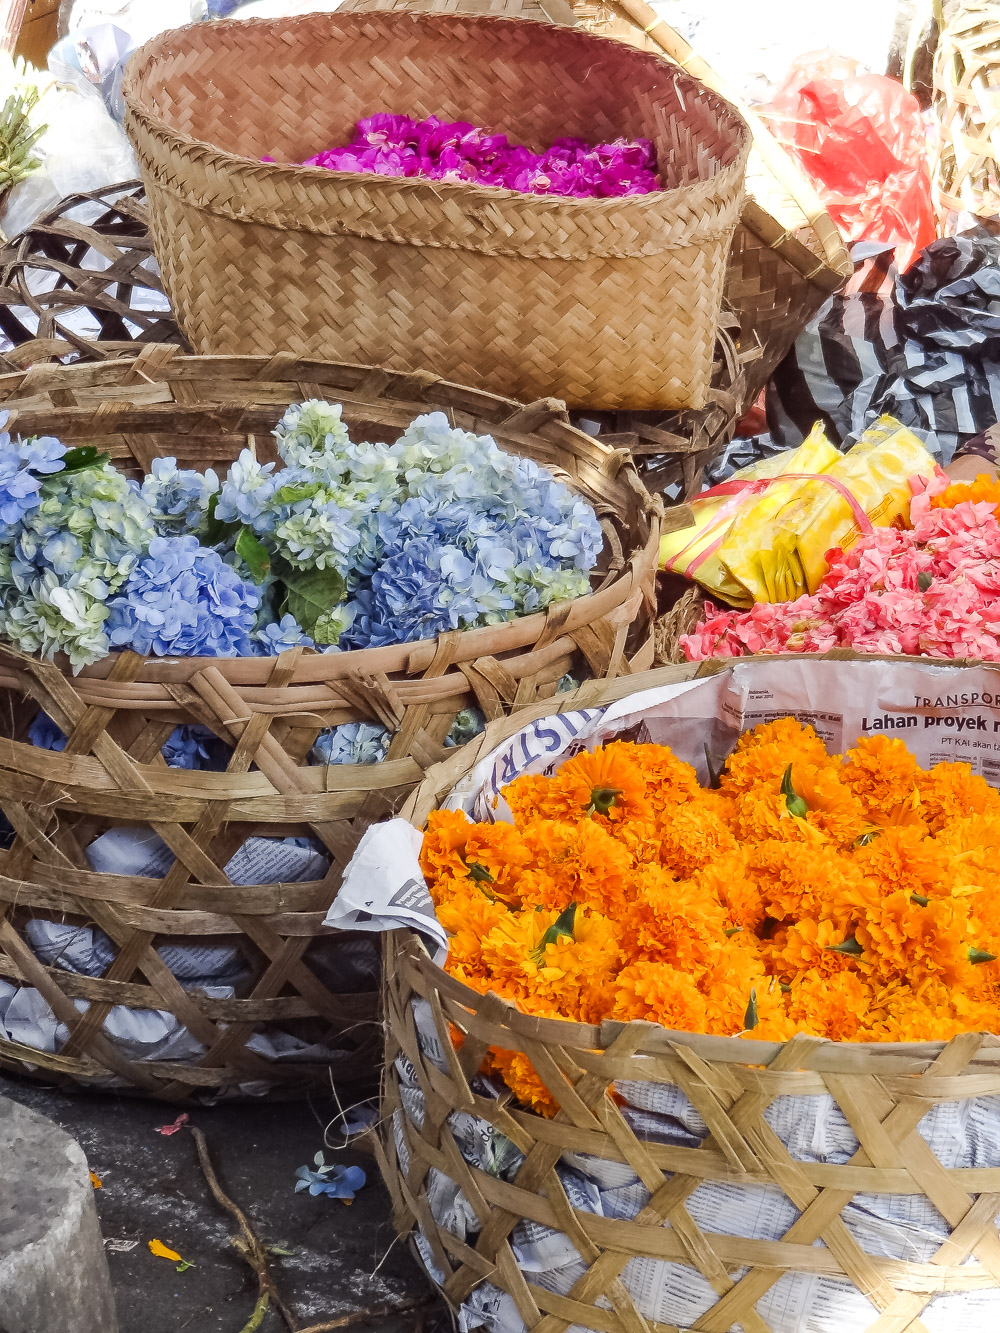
top-left (106, 535), bottom-right (261, 657)
top-left (293, 1153), bottom-right (366, 1200)
top-left (312, 721), bottom-right (391, 766)
top-left (215, 450), bottom-right (279, 528)
top-left (141, 457), bottom-right (220, 535)
top-left (28, 710), bottom-right (67, 751)
top-left (0, 422), bottom-right (66, 531)
top-left (161, 724), bottom-right (231, 771)
top-left (275, 401), bottom-right (351, 469)
top-left (256, 614), bottom-right (315, 654)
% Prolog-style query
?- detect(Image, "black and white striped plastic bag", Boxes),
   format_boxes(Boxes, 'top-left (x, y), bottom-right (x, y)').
top-left (766, 225), bottom-right (1000, 464)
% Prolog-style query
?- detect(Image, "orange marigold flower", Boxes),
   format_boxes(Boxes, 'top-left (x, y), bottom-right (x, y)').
top-left (747, 841), bottom-right (866, 927)
top-left (623, 863), bottom-right (728, 973)
top-left (852, 825), bottom-right (954, 903)
top-left (421, 808), bottom-right (474, 888)
top-left (463, 822), bottom-right (532, 902)
top-left (523, 743), bottom-right (652, 825)
top-left (841, 735), bottom-right (925, 824)
top-left (611, 961), bottom-right (708, 1032)
top-left (720, 717), bottom-right (835, 797)
top-left (695, 849), bottom-right (766, 933)
top-left (437, 894), bottom-right (510, 973)
top-left (523, 817), bottom-right (634, 915)
top-left (930, 473), bottom-right (1000, 509)
top-left (603, 740), bottom-right (701, 812)
top-left (732, 764), bottom-right (868, 849)
top-left (915, 761), bottom-right (1000, 833)
top-left (700, 938), bottom-right (770, 1036)
top-left (488, 1046), bottom-right (562, 1116)
top-left (659, 801), bottom-right (738, 879)
top-left (770, 918), bottom-right (861, 981)
top-left (785, 968), bottom-right (870, 1041)
top-left (501, 772), bottom-right (554, 823)
top-left (855, 889), bottom-right (973, 988)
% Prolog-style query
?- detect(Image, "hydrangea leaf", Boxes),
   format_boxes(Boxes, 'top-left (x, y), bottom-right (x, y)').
top-left (59, 445), bottom-right (110, 476)
top-left (282, 565), bottom-right (347, 638)
top-left (234, 527), bottom-right (271, 583)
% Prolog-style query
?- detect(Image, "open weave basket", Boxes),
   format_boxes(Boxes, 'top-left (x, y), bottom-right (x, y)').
top-left (0, 182), bottom-right (183, 366)
top-left (121, 11), bottom-right (750, 413)
top-left (933, 0), bottom-right (1000, 228)
top-left (339, 0), bottom-right (853, 412)
top-left (0, 347), bottom-right (663, 1102)
top-left (378, 661), bottom-right (1000, 1333)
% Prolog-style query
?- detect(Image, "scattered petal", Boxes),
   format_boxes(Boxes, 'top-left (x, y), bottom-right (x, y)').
top-left (149, 1239), bottom-right (183, 1262)
top-left (89, 1171), bottom-right (102, 1189)
top-left (155, 1113), bottom-right (190, 1137)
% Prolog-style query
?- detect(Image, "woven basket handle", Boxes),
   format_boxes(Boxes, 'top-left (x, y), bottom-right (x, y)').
top-left (603, 0), bottom-right (852, 281)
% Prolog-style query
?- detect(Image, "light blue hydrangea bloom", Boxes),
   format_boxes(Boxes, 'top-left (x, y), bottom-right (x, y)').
top-left (106, 535), bottom-right (261, 657)
top-left (311, 721), bottom-right (391, 766)
top-left (141, 457), bottom-right (220, 535)
top-left (256, 613), bottom-right (315, 654)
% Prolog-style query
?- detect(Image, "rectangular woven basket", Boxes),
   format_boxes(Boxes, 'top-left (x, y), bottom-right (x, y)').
top-left (121, 11), bottom-right (750, 413)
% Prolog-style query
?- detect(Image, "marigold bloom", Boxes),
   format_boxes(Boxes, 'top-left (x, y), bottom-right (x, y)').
top-left (916, 761), bottom-right (1000, 832)
top-left (721, 718), bottom-right (834, 797)
top-left (611, 962), bottom-right (708, 1031)
top-left (623, 863), bottom-right (727, 973)
top-left (659, 801), bottom-right (738, 879)
top-left (841, 735), bottom-right (924, 823)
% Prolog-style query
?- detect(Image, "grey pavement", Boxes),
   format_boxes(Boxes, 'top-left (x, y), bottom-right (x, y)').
top-left (0, 1072), bottom-right (447, 1333)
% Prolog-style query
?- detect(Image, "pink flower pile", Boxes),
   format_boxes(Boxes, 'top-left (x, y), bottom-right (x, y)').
top-left (680, 491), bottom-right (1000, 662)
top-left (296, 113), bottom-right (659, 198)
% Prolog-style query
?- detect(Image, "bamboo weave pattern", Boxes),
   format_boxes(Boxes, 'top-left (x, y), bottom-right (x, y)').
top-left (121, 12), bottom-right (750, 412)
top-left (0, 349), bottom-right (660, 1100)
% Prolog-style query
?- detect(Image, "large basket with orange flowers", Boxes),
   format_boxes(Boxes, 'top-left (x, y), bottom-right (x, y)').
top-left (360, 656), bottom-right (1000, 1333)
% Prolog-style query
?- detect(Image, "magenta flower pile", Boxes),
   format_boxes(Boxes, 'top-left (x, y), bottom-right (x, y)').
top-left (681, 490), bottom-right (1000, 663)
top-left (293, 113), bottom-right (659, 198)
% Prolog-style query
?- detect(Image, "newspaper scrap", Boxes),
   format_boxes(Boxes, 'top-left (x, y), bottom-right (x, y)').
top-left (325, 658), bottom-right (1000, 1333)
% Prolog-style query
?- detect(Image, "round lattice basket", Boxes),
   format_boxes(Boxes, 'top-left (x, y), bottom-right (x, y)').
top-left (0, 183), bottom-right (183, 366)
top-left (0, 347), bottom-right (661, 1102)
top-left (376, 658), bottom-right (1000, 1333)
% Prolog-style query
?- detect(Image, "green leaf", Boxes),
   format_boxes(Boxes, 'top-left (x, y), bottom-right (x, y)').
top-left (918, 571), bottom-right (933, 592)
top-left (856, 830), bottom-right (881, 847)
top-left (234, 527), bottom-right (271, 583)
top-left (781, 765), bottom-right (809, 819)
top-left (174, 1260), bottom-right (195, 1273)
top-left (59, 445), bottom-right (110, 475)
top-left (531, 902), bottom-right (577, 964)
top-left (466, 862), bottom-right (494, 884)
top-left (969, 947), bottom-right (997, 965)
top-left (743, 988), bottom-right (758, 1030)
top-left (723, 926), bottom-right (743, 938)
top-left (910, 893), bottom-right (930, 907)
top-left (282, 565), bottom-right (347, 638)
top-left (826, 936), bottom-right (864, 956)
top-left (274, 481), bottom-right (321, 505)
top-left (203, 491), bottom-right (239, 545)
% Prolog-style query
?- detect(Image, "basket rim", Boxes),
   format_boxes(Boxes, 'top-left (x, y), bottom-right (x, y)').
top-left (0, 349), bottom-right (661, 689)
top-left (391, 653), bottom-right (1000, 1064)
top-left (121, 10), bottom-right (752, 225)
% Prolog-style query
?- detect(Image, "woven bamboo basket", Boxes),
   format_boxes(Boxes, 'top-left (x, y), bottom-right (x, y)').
top-left (121, 11), bottom-right (750, 413)
top-left (338, 0), bottom-right (854, 411)
top-left (378, 660), bottom-right (1000, 1333)
top-left (0, 346), bottom-right (663, 1102)
top-left (0, 182), bottom-right (183, 365)
top-left (933, 0), bottom-right (1000, 229)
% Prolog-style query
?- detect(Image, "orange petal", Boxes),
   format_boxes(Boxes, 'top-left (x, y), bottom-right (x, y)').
top-left (89, 1172), bottom-right (102, 1189)
top-left (149, 1239), bottom-right (182, 1262)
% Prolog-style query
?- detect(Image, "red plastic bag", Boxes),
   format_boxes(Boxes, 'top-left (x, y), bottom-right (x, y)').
top-left (766, 52), bottom-right (936, 271)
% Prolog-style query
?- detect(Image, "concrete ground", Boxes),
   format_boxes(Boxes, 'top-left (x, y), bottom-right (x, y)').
top-left (0, 1071), bottom-right (449, 1333)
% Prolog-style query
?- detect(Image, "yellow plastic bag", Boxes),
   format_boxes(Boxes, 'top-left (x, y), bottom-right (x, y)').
top-left (658, 430), bottom-right (841, 607)
top-left (659, 416), bottom-right (940, 606)
top-left (719, 416), bottom-right (938, 603)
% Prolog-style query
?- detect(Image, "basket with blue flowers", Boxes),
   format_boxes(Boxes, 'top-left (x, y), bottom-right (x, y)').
top-left (0, 348), bottom-right (661, 1100)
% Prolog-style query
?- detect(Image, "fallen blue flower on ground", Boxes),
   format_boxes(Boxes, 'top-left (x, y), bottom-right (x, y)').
top-left (293, 1153), bottom-right (366, 1201)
